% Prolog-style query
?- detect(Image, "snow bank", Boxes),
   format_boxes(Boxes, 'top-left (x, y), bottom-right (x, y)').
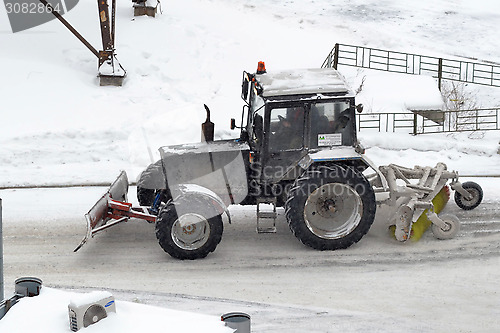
top-left (1, 0), bottom-right (499, 188)
top-left (0, 288), bottom-right (232, 333)
top-left (358, 131), bottom-right (500, 175)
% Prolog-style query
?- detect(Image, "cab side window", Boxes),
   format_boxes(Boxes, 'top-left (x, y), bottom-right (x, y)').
top-left (252, 108), bottom-right (265, 146)
top-left (269, 107), bottom-right (305, 151)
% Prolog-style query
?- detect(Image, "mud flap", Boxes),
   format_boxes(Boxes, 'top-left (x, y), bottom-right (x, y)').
top-left (75, 171), bottom-right (155, 252)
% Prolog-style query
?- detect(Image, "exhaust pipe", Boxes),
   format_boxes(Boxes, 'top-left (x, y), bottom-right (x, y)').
top-left (202, 104), bottom-right (214, 142)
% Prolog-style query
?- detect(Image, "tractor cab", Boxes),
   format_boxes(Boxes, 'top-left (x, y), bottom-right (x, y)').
top-left (236, 64), bottom-right (362, 184)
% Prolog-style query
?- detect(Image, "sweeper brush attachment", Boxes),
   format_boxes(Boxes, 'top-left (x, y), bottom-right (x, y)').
top-left (409, 185), bottom-right (450, 241)
top-left (389, 185), bottom-right (450, 241)
top-left (373, 163), bottom-right (482, 242)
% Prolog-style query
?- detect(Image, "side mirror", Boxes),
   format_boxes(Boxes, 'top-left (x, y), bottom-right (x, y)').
top-left (356, 104), bottom-right (364, 113)
top-left (230, 118), bottom-right (237, 130)
top-left (241, 72), bottom-right (250, 101)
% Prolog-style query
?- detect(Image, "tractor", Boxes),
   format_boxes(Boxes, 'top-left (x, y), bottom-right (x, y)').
top-left (76, 63), bottom-right (483, 259)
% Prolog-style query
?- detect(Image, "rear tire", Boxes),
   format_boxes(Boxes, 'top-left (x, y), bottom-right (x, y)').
top-left (454, 181), bottom-right (483, 210)
top-left (137, 187), bottom-right (155, 206)
top-left (155, 197), bottom-right (223, 260)
top-left (285, 165), bottom-right (376, 250)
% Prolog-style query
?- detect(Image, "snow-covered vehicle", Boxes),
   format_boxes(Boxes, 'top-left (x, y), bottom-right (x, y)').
top-left (76, 63), bottom-right (483, 259)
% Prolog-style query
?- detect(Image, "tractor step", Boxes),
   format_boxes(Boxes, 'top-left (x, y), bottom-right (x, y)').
top-left (256, 197), bottom-right (277, 233)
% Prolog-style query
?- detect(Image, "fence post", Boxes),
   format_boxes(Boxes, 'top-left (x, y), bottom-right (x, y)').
top-left (413, 113), bottom-right (418, 135)
top-left (476, 109), bottom-right (479, 130)
top-left (333, 43), bottom-right (339, 70)
top-left (496, 109), bottom-right (498, 130)
top-left (437, 58), bottom-right (443, 91)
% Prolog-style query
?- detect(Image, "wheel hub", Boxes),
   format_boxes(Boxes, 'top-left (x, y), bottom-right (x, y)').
top-left (322, 198), bottom-right (337, 214)
top-left (171, 214), bottom-right (210, 250)
top-left (463, 189), bottom-right (478, 202)
top-left (183, 224), bottom-right (196, 235)
top-left (304, 183), bottom-right (362, 239)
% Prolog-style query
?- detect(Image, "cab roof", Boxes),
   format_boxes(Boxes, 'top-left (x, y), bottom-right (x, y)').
top-left (255, 68), bottom-right (352, 98)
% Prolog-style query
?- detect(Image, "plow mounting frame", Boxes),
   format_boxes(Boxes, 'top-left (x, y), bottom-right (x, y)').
top-left (74, 171), bottom-right (156, 252)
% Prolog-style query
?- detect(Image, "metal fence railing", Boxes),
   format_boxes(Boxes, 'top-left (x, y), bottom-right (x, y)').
top-left (357, 108), bottom-right (500, 135)
top-left (322, 43), bottom-right (500, 89)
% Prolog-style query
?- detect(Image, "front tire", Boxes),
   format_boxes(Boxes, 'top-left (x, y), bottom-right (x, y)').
top-left (155, 197), bottom-right (223, 260)
top-left (285, 165), bottom-right (376, 250)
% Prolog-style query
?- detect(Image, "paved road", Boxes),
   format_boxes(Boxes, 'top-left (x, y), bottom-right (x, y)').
top-left (1, 186), bottom-right (499, 331)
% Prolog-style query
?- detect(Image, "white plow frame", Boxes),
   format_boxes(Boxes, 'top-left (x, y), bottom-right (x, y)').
top-left (368, 162), bottom-right (472, 241)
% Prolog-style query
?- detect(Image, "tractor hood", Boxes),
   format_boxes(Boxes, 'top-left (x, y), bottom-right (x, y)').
top-left (160, 139), bottom-right (250, 156)
top-left (158, 140), bottom-right (250, 206)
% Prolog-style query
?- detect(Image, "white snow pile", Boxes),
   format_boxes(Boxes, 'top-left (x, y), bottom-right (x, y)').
top-left (1, 0), bottom-right (499, 188)
top-left (0, 288), bottom-right (232, 333)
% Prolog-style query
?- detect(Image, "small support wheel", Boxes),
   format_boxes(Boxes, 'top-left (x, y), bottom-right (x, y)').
top-left (454, 181), bottom-right (483, 210)
top-left (431, 214), bottom-right (460, 240)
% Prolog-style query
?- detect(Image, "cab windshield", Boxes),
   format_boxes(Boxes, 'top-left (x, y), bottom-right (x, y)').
top-left (309, 100), bottom-right (355, 148)
top-left (267, 100), bottom-right (355, 151)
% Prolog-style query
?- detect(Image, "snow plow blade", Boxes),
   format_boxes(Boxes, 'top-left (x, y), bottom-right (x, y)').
top-left (74, 171), bottom-right (156, 252)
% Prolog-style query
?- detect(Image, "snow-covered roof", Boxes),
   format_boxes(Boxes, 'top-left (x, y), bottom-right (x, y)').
top-left (255, 68), bottom-right (352, 97)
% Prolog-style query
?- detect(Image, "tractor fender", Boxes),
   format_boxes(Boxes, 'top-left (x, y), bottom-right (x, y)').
top-left (170, 184), bottom-right (231, 224)
top-left (307, 147), bottom-right (389, 191)
top-left (136, 160), bottom-right (167, 190)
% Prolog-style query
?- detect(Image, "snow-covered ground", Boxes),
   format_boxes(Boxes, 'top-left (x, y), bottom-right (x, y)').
top-left (0, 183), bottom-right (499, 332)
top-left (1, 0), bottom-right (500, 332)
